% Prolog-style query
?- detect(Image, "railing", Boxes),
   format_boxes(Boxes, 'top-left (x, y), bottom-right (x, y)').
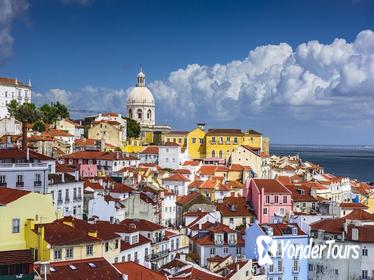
top-left (34, 181), bottom-right (42, 187)
top-left (16, 182), bottom-right (24, 188)
top-left (0, 182), bottom-right (7, 187)
top-left (0, 163), bottom-right (48, 169)
top-left (57, 199), bottom-right (63, 205)
top-left (292, 266), bottom-right (300, 273)
top-left (147, 250), bottom-right (170, 261)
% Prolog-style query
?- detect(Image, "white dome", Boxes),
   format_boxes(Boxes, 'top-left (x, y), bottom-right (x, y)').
top-left (127, 86), bottom-right (155, 104)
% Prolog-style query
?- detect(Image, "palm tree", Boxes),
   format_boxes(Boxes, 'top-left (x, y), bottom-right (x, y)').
top-left (7, 100), bottom-right (41, 151)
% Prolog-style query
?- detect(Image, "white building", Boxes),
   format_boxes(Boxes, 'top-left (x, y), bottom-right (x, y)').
top-left (88, 194), bottom-right (126, 223)
top-left (48, 173), bottom-right (84, 219)
top-left (127, 70), bottom-right (155, 127)
top-left (162, 173), bottom-right (190, 196)
top-left (0, 117), bottom-right (22, 136)
top-left (161, 191), bottom-right (177, 227)
top-left (159, 142), bottom-right (181, 170)
top-left (0, 77), bottom-right (32, 119)
top-left (0, 148), bottom-right (56, 193)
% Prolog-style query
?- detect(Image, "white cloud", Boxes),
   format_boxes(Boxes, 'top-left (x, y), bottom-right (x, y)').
top-left (146, 29), bottom-right (374, 123)
top-left (0, 0), bottom-right (29, 62)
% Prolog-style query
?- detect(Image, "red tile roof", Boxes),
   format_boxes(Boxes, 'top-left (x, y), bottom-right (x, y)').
top-left (120, 235), bottom-right (151, 251)
top-left (84, 180), bottom-right (104, 191)
top-left (343, 209), bottom-right (374, 220)
top-left (163, 173), bottom-right (190, 182)
top-left (0, 148), bottom-right (54, 161)
top-left (44, 129), bottom-right (73, 137)
top-left (260, 223), bottom-right (306, 236)
top-left (160, 142), bottom-right (180, 147)
top-left (198, 165), bottom-right (218, 176)
top-left (35, 257), bottom-right (122, 280)
top-left (173, 168), bottom-right (192, 175)
top-left (176, 192), bottom-right (201, 206)
top-left (340, 202), bottom-right (368, 209)
top-left (216, 197), bottom-right (254, 217)
top-left (0, 187), bottom-right (30, 205)
top-left (114, 262), bottom-right (167, 280)
top-left (62, 151), bottom-right (137, 161)
top-left (188, 180), bottom-right (204, 189)
top-left (346, 224), bottom-right (374, 243)
top-left (141, 146), bottom-right (159, 154)
top-left (121, 219), bottom-right (164, 232)
top-left (0, 77), bottom-right (30, 88)
top-left (253, 179), bottom-right (292, 194)
top-left (0, 249), bottom-right (33, 265)
top-left (56, 163), bottom-right (76, 173)
top-left (183, 160), bottom-right (201, 166)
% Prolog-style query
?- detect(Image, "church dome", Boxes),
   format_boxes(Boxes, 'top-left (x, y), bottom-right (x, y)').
top-left (127, 86), bottom-right (155, 104)
top-left (127, 69), bottom-right (155, 105)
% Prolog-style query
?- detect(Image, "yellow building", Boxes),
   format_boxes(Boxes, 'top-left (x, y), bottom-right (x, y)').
top-left (88, 120), bottom-right (126, 148)
top-left (162, 124), bottom-right (269, 160)
top-left (25, 218), bottom-right (121, 263)
top-left (186, 125), bottom-right (206, 159)
top-left (0, 187), bottom-right (58, 252)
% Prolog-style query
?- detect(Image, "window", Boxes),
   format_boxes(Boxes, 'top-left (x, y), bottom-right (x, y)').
top-left (212, 150), bottom-right (216, 158)
top-left (199, 138), bottom-right (204, 144)
top-left (35, 173), bottom-right (41, 182)
top-left (229, 217), bottom-right (234, 224)
top-left (192, 138), bottom-right (196, 144)
top-left (210, 248), bottom-right (215, 255)
top-left (16, 174), bottom-right (23, 184)
top-left (362, 248), bottom-right (368, 256)
top-left (293, 259), bottom-right (299, 272)
top-left (145, 248), bottom-right (148, 257)
top-left (362, 270), bottom-right (368, 280)
top-left (234, 137), bottom-right (238, 144)
top-left (134, 251), bottom-right (138, 261)
top-left (12, 218), bottom-right (20, 233)
top-left (265, 195), bottom-right (270, 204)
top-left (263, 208), bottom-right (268, 214)
top-left (127, 254), bottom-right (131, 261)
top-left (86, 244), bottom-right (93, 256)
top-left (54, 249), bottom-right (62, 260)
top-left (105, 242), bottom-right (109, 252)
top-left (277, 259), bottom-right (282, 272)
top-left (137, 109), bottom-right (142, 119)
top-left (147, 109), bottom-right (152, 119)
top-left (218, 150), bottom-right (223, 159)
top-left (129, 109), bottom-right (133, 118)
top-left (115, 239), bottom-right (119, 249)
top-left (0, 175), bottom-right (6, 185)
top-left (274, 196), bottom-right (279, 203)
top-left (269, 264), bottom-right (274, 272)
top-left (65, 189), bottom-right (69, 202)
top-left (173, 138), bottom-right (176, 143)
top-left (66, 248), bottom-right (73, 259)
top-left (223, 247), bottom-right (228, 254)
top-left (212, 137), bottom-right (216, 143)
top-left (226, 137), bottom-right (230, 144)
top-left (283, 196), bottom-right (288, 203)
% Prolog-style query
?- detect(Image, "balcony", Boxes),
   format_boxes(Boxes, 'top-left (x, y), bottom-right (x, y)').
top-left (228, 239), bottom-right (237, 246)
top-left (65, 199), bottom-right (70, 204)
top-left (147, 250), bottom-right (170, 261)
top-left (0, 163), bottom-right (48, 171)
top-left (292, 266), bottom-right (300, 273)
top-left (215, 239), bottom-right (224, 246)
top-left (16, 182), bottom-right (24, 188)
top-left (34, 181), bottom-right (42, 187)
top-left (57, 199), bottom-right (63, 205)
top-left (0, 182), bottom-right (7, 187)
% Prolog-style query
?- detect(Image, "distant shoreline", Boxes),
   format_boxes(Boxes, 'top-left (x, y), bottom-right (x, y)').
top-left (271, 144), bottom-right (374, 151)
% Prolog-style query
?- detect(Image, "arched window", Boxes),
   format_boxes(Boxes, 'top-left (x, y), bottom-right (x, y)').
top-left (129, 109), bottom-right (133, 119)
top-left (137, 109), bottom-right (142, 120)
top-left (147, 109), bottom-right (152, 119)
top-left (212, 150), bottom-right (216, 158)
top-left (219, 150), bottom-right (223, 159)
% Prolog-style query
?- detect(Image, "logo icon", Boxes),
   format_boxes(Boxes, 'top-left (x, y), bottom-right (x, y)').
top-left (256, 235), bottom-right (277, 266)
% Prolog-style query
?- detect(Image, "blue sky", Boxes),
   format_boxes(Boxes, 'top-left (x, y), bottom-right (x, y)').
top-left (1, 0), bottom-right (374, 145)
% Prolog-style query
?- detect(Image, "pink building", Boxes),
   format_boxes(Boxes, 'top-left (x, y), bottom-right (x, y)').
top-left (79, 163), bottom-right (97, 178)
top-left (246, 179), bottom-right (292, 223)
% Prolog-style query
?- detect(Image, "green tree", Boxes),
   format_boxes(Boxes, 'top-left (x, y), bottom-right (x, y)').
top-left (32, 120), bottom-right (46, 132)
top-left (126, 117), bottom-right (141, 138)
top-left (39, 102), bottom-right (70, 126)
top-left (7, 101), bottom-right (41, 151)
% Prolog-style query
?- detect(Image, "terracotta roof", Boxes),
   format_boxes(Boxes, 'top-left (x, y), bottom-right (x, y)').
top-left (188, 180), bottom-right (204, 189)
top-left (120, 235), bottom-right (151, 251)
top-left (28, 134), bottom-right (54, 142)
top-left (84, 180), bottom-right (103, 191)
top-left (276, 176), bottom-right (292, 185)
top-left (0, 187), bottom-right (30, 205)
top-left (0, 249), bottom-right (33, 265)
top-left (44, 129), bottom-right (74, 137)
top-left (121, 219), bottom-right (164, 232)
top-left (0, 148), bottom-right (54, 161)
top-left (56, 163), bottom-right (76, 173)
top-left (0, 77), bottom-right (30, 88)
top-left (176, 192), bottom-right (201, 206)
top-left (173, 169), bottom-right (192, 175)
top-left (75, 138), bottom-right (97, 147)
top-left (343, 209), bottom-right (374, 220)
top-left (92, 120), bottom-right (121, 126)
top-left (35, 257), bottom-right (122, 280)
top-left (198, 165), bottom-right (217, 176)
top-left (206, 129), bottom-right (243, 136)
top-left (183, 160), bottom-right (201, 166)
top-left (260, 223), bottom-right (306, 236)
top-left (340, 202), bottom-right (368, 209)
top-left (163, 173), bottom-right (190, 182)
top-left (252, 179), bottom-right (292, 194)
top-left (109, 182), bottom-right (134, 193)
top-left (114, 262), bottom-right (167, 280)
top-left (224, 181), bottom-right (244, 190)
top-left (34, 222), bottom-right (103, 246)
top-left (166, 131), bottom-right (189, 135)
top-left (216, 197), bottom-right (254, 217)
top-left (346, 224), bottom-right (374, 243)
top-left (140, 146), bottom-right (159, 154)
top-left (286, 184), bottom-right (318, 202)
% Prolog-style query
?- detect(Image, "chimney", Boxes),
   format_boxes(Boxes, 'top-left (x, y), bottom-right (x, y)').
top-left (61, 173), bottom-right (65, 183)
top-left (236, 263), bottom-right (240, 271)
top-left (26, 148), bottom-right (30, 161)
top-left (197, 123), bottom-right (205, 131)
top-left (75, 170), bottom-right (79, 181)
top-left (199, 223), bottom-right (202, 230)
